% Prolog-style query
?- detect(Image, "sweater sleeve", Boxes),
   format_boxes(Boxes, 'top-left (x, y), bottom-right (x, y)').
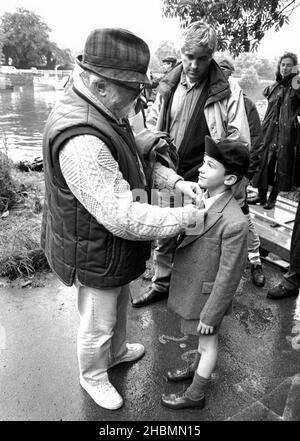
top-left (59, 134), bottom-right (200, 241)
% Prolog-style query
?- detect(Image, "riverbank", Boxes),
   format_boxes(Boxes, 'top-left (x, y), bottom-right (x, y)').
top-left (0, 162), bottom-right (50, 288)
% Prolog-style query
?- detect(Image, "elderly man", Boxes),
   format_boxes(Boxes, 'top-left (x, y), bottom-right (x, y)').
top-left (41, 28), bottom-right (204, 411)
top-left (132, 21), bottom-right (251, 310)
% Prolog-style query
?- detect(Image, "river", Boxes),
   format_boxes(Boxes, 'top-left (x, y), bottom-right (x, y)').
top-left (0, 84), bottom-right (62, 163)
top-left (0, 82), bottom-right (268, 164)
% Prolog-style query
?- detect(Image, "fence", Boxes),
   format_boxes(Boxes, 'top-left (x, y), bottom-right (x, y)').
top-left (0, 69), bottom-right (72, 90)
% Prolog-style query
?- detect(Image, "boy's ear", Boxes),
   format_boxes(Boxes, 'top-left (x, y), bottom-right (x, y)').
top-left (224, 174), bottom-right (237, 186)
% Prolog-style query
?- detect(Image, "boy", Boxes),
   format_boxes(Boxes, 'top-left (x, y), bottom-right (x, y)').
top-left (161, 135), bottom-right (249, 410)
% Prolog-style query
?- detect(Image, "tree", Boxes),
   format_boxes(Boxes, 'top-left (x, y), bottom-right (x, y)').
top-left (0, 8), bottom-right (51, 68)
top-left (162, 0), bottom-right (300, 56)
top-left (239, 66), bottom-right (260, 90)
top-left (155, 40), bottom-right (180, 62)
top-left (0, 8), bottom-right (74, 69)
top-left (254, 58), bottom-right (277, 79)
top-left (44, 43), bottom-right (74, 70)
top-left (0, 28), bottom-right (4, 63)
top-left (149, 40), bottom-right (180, 73)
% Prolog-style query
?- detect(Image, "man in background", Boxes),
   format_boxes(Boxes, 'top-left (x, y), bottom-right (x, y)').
top-left (219, 58), bottom-right (266, 288)
top-left (132, 21), bottom-right (252, 309)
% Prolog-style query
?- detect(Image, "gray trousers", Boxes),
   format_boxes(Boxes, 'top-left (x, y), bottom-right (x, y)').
top-left (77, 284), bottom-right (129, 385)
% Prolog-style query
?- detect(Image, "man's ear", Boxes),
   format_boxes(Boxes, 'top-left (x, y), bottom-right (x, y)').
top-left (224, 174), bottom-right (237, 186)
top-left (96, 80), bottom-right (107, 96)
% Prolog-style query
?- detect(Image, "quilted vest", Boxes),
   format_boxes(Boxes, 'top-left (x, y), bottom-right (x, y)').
top-left (41, 85), bottom-right (151, 288)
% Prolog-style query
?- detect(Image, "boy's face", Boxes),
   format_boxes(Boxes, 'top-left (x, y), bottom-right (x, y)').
top-left (198, 154), bottom-right (236, 191)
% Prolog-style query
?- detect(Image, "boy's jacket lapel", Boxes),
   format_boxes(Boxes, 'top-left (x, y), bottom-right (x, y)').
top-left (178, 190), bottom-right (234, 249)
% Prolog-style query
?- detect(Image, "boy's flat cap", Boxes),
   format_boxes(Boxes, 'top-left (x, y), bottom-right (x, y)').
top-left (205, 136), bottom-right (250, 176)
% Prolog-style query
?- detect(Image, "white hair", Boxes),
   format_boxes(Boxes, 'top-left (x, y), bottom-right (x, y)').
top-left (180, 21), bottom-right (217, 55)
top-left (80, 69), bottom-right (107, 93)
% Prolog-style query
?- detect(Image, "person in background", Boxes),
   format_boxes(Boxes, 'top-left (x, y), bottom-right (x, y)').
top-left (219, 58), bottom-right (266, 287)
top-left (162, 56), bottom-right (178, 74)
top-left (248, 52), bottom-right (300, 209)
top-left (267, 200), bottom-right (300, 299)
top-left (41, 27), bottom-right (204, 411)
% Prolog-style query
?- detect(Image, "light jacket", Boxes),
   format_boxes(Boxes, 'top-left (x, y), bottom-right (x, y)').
top-left (147, 61), bottom-right (250, 147)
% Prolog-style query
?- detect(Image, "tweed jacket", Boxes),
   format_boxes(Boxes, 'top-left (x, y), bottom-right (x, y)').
top-left (168, 189), bottom-right (248, 328)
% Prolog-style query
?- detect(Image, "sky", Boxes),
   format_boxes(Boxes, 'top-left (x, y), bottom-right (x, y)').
top-left (1, 0), bottom-right (300, 60)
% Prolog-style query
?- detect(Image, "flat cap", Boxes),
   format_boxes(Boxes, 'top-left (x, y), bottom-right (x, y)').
top-left (205, 136), bottom-right (249, 176)
top-left (162, 56), bottom-right (177, 64)
top-left (77, 28), bottom-right (150, 84)
top-left (218, 58), bottom-right (235, 72)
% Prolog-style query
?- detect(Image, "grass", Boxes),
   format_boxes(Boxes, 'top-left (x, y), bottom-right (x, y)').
top-left (0, 160), bottom-right (49, 281)
top-left (0, 151), bottom-right (17, 213)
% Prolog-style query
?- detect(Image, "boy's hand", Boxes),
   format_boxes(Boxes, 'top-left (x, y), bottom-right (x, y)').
top-left (197, 320), bottom-right (214, 335)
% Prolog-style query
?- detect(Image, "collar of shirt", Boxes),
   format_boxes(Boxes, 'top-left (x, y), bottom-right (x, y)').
top-left (72, 65), bottom-right (122, 124)
top-left (202, 190), bottom-right (225, 210)
top-left (180, 71), bottom-right (202, 91)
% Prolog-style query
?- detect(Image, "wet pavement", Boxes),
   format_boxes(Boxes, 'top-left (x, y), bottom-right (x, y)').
top-left (0, 261), bottom-right (300, 421)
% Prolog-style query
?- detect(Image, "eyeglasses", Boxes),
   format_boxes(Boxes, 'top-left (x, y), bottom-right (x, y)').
top-left (108, 77), bottom-right (146, 98)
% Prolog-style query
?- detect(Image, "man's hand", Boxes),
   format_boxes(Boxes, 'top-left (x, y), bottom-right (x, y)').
top-left (194, 192), bottom-right (206, 209)
top-left (175, 180), bottom-right (201, 201)
top-left (197, 320), bottom-right (214, 335)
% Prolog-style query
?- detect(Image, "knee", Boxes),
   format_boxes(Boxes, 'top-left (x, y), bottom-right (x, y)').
top-left (198, 335), bottom-right (218, 354)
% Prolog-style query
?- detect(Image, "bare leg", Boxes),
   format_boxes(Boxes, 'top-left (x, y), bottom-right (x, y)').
top-left (196, 333), bottom-right (218, 379)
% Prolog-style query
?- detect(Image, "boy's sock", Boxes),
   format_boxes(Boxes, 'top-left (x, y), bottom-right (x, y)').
top-left (185, 372), bottom-right (210, 400)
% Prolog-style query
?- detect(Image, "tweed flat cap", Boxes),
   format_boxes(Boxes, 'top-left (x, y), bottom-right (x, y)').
top-left (205, 136), bottom-right (249, 176)
top-left (77, 28), bottom-right (151, 84)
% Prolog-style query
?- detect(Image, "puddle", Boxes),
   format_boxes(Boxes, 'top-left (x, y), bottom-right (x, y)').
top-left (293, 293), bottom-right (300, 322)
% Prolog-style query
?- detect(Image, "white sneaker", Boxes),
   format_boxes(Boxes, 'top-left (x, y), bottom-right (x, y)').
top-left (79, 374), bottom-right (123, 410)
top-left (109, 343), bottom-right (145, 368)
